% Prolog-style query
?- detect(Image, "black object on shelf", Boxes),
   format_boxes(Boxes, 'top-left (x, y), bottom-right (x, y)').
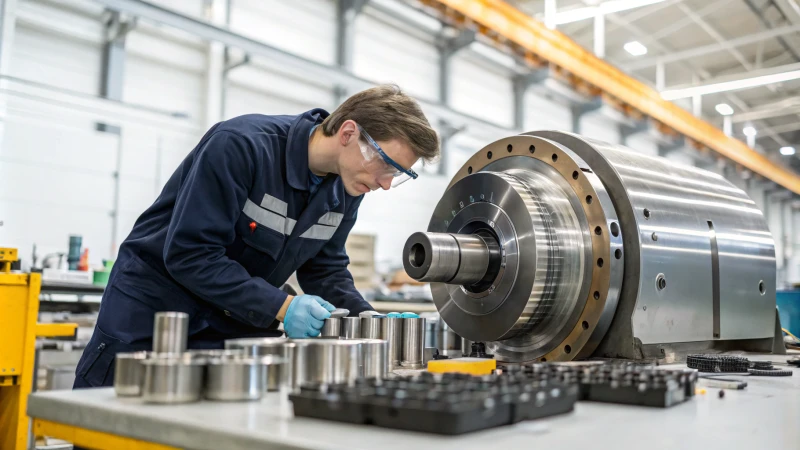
top-left (290, 371), bottom-right (578, 435)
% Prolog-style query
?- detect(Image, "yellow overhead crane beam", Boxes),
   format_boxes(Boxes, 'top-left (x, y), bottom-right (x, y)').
top-left (419, 0), bottom-right (800, 195)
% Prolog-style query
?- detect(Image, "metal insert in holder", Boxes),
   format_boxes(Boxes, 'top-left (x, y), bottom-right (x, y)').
top-left (382, 317), bottom-right (404, 368)
top-left (401, 317), bottom-right (425, 369)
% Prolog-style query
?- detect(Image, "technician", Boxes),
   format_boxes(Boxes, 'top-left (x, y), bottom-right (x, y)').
top-left (74, 85), bottom-right (440, 387)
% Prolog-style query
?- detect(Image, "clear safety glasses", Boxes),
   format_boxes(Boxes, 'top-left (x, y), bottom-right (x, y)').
top-left (357, 124), bottom-right (418, 188)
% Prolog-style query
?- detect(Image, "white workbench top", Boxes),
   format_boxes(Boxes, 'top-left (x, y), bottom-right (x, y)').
top-left (28, 358), bottom-right (800, 450)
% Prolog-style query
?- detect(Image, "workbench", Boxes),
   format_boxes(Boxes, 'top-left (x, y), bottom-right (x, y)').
top-left (27, 356), bottom-right (800, 450)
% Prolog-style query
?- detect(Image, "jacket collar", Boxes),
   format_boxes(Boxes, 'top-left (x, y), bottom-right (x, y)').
top-left (285, 108), bottom-right (329, 191)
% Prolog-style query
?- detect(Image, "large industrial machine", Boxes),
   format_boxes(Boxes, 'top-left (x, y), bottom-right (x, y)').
top-left (403, 131), bottom-right (780, 363)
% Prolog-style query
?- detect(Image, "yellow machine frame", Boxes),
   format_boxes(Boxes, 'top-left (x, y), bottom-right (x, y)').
top-left (0, 248), bottom-right (78, 450)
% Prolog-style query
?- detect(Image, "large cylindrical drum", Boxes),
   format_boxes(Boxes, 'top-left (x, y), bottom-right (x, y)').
top-left (402, 131), bottom-right (777, 363)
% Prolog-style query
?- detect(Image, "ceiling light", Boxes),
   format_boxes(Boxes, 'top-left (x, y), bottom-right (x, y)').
top-left (715, 103), bottom-right (734, 116)
top-left (780, 146), bottom-right (796, 156)
top-left (743, 126), bottom-right (757, 137)
top-left (624, 41), bottom-right (648, 56)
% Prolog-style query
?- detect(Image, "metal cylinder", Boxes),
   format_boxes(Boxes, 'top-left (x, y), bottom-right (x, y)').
top-left (403, 232), bottom-right (498, 285)
top-left (141, 353), bottom-right (205, 404)
top-left (381, 317), bottom-right (404, 367)
top-left (401, 318), bottom-right (425, 369)
top-left (437, 320), bottom-right (462, 357)
top-left (424, 316), bottom-right (439, 349)
top-left (461, 337), bottom-right (474, 357)
top-left (361, 316), bottom-right (384, 339)
top-left (361, 339), bottom-right (388, 379)
top-left (204, 356), bottom-right (268, 401)
top-left (114, 351), bottom-right (149, 397)
top-left (342, 317), bottom-right (361, 339)
top-left (152, 312), bottom-right (189, 354)
top-left (320, 317), bottom-right (341, 337)
top-left (300, 340), bottom-right (362, 388)
top-left (224, 338), bottom-right (291, 391)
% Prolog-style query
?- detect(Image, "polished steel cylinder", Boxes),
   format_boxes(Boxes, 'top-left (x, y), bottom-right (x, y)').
top-left (300, 340), bottom-right (362, 387)
top-left (401, 318), bottom-right (425, 369)
top-left (321, 318), bottom-right (342, 337)
top-left (403, 232), bottom-right (497, 285)
top-left (361, 339), bottom-right (388, 379)
top-left (437, 320), bottom-right (462, 357)
top-left (361, 316), bottom-right (384, 339)
top-left (224, 338), bottom-right (291, 391)
top-left (205, 356), bottom-right (267, 401)
top-left (381, 317), bottom-right (404, 367)
top-left (114, 351), bottom-right (149, 397)
top-left (342, 317), bottom-right (361, 339)
top-left (141, 353), bottom-right (205, 404)
top-left (462, 338), bottom-right (474, 357)
top-left (424, 316), bottom-right (439, 348)
top-left (152, 312), bottom-right (189, 354)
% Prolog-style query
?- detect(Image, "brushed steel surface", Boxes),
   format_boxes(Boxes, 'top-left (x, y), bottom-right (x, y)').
top-left (113, 351), bottom-right (148, 397)
top-left (321, 318), bottom-right (342, 337)
top-left (152, 312), bottom-right (189, 354)
top-left (342, 317), bottom-right (361, 339)
top-left (530, 131), bottom-right (776, 344)
top-left (381, 317), bottom-right (403, 366)
top-left (298, 340), bottom-right (362, 387)
top-left (361, 317), bottom-right (384, 339)
top-left (141, 353), bottom-right (205, 404)
top-left (361, 339), bottom-right (388, 379)
top-left (224, 338), bottom-right (292, 391)
top-left (401, 318), bottom-right (425, 368)
top-left (205, 357), bottom-right (267, 401)
top-left (437, 320), bottom-right (461, 353)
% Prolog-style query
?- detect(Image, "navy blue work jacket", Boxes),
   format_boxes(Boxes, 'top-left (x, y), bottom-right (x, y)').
top-left (74, 109), bottom-right (372, 388)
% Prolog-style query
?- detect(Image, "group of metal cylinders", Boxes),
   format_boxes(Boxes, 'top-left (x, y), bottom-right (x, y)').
top-left (322, 316), bottom-right (426, 369)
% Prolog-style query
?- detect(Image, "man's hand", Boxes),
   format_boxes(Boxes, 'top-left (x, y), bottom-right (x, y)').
top-left (281, 294), bottom-right (336, 338)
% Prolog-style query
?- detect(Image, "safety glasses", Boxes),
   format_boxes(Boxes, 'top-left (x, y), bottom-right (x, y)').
top-left (357, 124), bottom-right (418, 188)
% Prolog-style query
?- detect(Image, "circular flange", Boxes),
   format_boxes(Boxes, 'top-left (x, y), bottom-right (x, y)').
top-left (435, 135), bottom-right (623, 362)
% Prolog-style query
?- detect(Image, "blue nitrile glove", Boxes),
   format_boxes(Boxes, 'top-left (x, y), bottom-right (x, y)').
top-left (283, 295), bottom-right (335, 338)
top-left (400, 312), bottom-right (419, 318)
top-left (387, 312), bottom-right (402, 318)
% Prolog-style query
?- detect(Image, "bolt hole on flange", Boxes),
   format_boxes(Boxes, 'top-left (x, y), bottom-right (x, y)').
top-left (551, 153), bottom-right (558, 162)
top-left (581, 321), bottom-right (589, 330)
top-left (643, 208), bottom-right (651, 219)
top-left (467, 166), bottom-right (473, 174)
top-left (507, 144), bottom-right (513, 153)
top-left (610, 222), bottom-right (620, 237)
top-left (572, 171), bottom-right (579, 180)
top-left (487, 151), bottom-right (493, 159)
top-left (564, 345), bottom-right (572, 354)
top-left (586, 195), bottom-right (593, 204)
top-left (759, 280), bottom-right (766, 295)
top-left (593, 291), bottom-right (600, 300)
top-left (615, 249), bottom-right (622, 259)
top-left (594, 226), bottom-right (602, 235)
top-left (656, 273), bottom-right (667, 291)
top-left (529, 145), bottom-right (535, 153)
top-left (597, 258), bottom-right (604, 268)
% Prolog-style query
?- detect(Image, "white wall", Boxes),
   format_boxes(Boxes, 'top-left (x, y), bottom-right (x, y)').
top-left (1, 0), bottom-right (796, 286)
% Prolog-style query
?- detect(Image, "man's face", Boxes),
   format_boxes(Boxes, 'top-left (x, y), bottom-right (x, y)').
top-left (337, 122), bottom-right (419, 196)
